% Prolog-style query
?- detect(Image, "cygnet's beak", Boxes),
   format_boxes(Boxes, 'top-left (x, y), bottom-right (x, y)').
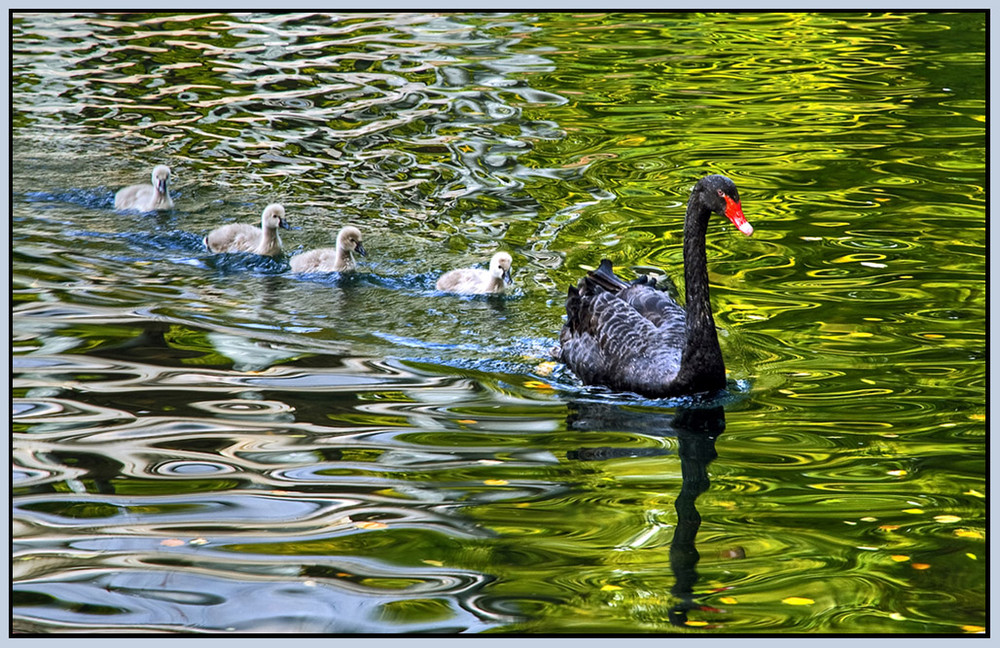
top-left (503, 268), bottom-right (513, 284)
top-left (156, 178), bottom-right (168, 194)
top-left (279, 218), bottom-right (290, 230)
top-left (356, 241), bottom-right (367, 257)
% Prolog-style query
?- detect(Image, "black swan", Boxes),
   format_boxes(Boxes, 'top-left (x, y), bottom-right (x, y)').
top-left (558, 174), bottom-right (753, 398)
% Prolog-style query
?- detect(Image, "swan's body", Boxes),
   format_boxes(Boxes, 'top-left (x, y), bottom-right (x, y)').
top-left (436, 251), bottom-right (513, 295)
top-left (204, 204), bottom-right (289, 257)
top-left (115, 165), bottom-right (173, 211)
top-left (289, 226), bottom-right (366, 273)
top-left (558, 174), bottom-right (753, 398)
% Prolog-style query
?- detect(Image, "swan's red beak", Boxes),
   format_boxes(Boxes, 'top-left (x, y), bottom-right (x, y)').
top-left (724, 195), bottom-right (753, 236)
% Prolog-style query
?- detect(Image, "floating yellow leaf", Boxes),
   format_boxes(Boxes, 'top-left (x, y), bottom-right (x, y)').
top-left (160, 538), bottom-right (185, 547)
top-left (601, 585), bottom-right (622, 591)
top-left (422, 560), bottom-right (443, 567)
top-left (955, 529), bottom-right (983, 539)
top-left (890, 555), bottom-right (910, 562)
top-left (484, 479), bottom-right (509, 486)
top-left (189, 537), bottom-right (209, 545)
top-left (718, 597), bottom-right (737, 605)
top-left (355, 521), bottom-right (388, 530)
top-left (902, 508), bottom-right (924, 515)
top-left (782, 597), bottom-right (814, 606)
top-left (934, 515), bottom-right (961, 524)
top-left (962, 625), bottom-right (986, 633)
top-left (887, 469), bottom-right (907, 477)
top-left (524, 380), bottom-right (553, 390)
top-left (878, 525), bottom-right (901, 532)
top-left (535, 361), bottom-right (557, 377)
top-left (964, 489), bottom-right (984, 498)
top-left (456, 419), bottom-right (477, 424)
top-left (969, 413), bottom-right (985, 421)
top-left (860, 516), bottom-right (877, 522)
top-left (889, 612), bottom-right (905, 621)
top-left (684, 620), bottom-right (708, 627)
top-left (965, 553), bottom-right (977, 560)
top-left (911, 563), bottom-right (931, 570)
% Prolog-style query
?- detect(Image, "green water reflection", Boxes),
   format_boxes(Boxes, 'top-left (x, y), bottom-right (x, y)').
top-left (12, 11), bottom-right (985, 634)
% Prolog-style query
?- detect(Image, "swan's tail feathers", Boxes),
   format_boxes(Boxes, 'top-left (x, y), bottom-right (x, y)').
top-left (565, 285), bottom-right (584, 332)
top-left (585, 259), bottom-right (629, 293)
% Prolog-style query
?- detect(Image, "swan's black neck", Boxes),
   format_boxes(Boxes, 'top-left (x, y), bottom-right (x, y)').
top-left (674, 192), bottom-right (726, 393)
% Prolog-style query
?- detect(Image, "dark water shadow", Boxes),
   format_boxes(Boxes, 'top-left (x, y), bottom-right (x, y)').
top-left (202, 252), bottom-right (291, 275)
top-left (21, 188), bottom-right (117, 210)
top-left (566, 402), bottom-right (726, 628)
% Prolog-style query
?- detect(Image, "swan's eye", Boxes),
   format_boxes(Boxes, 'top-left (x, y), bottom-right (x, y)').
top-left (717, 189), bottom-right (725, 198)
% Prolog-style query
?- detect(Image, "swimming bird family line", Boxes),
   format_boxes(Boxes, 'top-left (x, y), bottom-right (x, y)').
top-left (115, 165), bottom-right (752, 398)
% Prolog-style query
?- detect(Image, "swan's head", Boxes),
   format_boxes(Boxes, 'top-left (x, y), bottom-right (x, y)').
top-left (337, 226), bottom-right (366, 257)
top-left (490, 251), bottom-right (513, 284)
top-left (151, 165), bottom-right (171, 194)
top-left (261, 203), bottom-right (289, 231)
top-left (698, 174), bottom-right (753, 236)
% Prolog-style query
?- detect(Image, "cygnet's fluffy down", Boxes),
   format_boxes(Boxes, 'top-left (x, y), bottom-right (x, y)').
top-left (115, 165), bottom-right (174, 212)
top-left (289, 225), bottom-right (367, 273)
top-left (436, 251), bottom-right (513, 295)
top-left (204, 204), bottom-right (290, 256)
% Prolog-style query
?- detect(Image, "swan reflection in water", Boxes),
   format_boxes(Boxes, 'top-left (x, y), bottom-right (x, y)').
top-left (566, 402), bottom-right (731, 628)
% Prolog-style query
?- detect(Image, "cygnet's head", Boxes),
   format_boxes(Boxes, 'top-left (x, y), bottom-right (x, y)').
top-left (261, 203), bottom-right (289, 230)
top-left (151, 165), bottom-right (171, 193)
top-left (337, 226), bottom-right (367, 257)
top-left (490, 251), bottom-right (513, 284)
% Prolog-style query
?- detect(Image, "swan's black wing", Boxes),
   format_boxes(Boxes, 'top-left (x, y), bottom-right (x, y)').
top-left (585, 259), bottom-right (685, 330)
top-left (560, 260), bottom-right (686, 395)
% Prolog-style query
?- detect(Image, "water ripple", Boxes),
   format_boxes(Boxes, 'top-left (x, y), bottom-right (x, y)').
top-left (12, 11), bottom-right (985, 635)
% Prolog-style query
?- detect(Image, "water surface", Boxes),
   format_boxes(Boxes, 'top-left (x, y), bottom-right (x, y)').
top-left (12, 11), bottom-right (986, 634)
